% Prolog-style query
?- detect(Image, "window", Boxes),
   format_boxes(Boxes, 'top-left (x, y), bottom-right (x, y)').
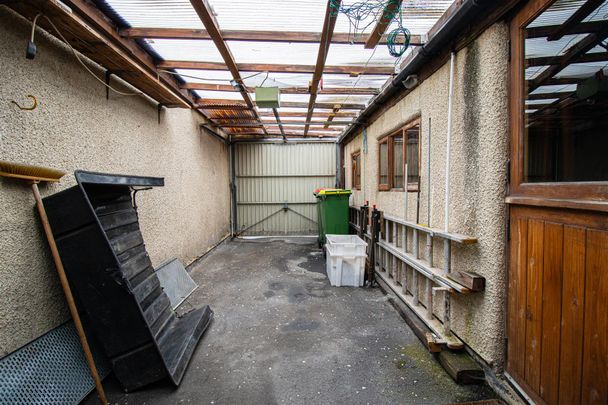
top-left (351, 151), bottom-right (361, 190)
top-left (515, 0), bottom-right (608, 185)
top-left (378, 118), bottom-right (420, 191)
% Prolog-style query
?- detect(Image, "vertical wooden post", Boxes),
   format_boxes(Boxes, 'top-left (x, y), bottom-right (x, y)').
top-left (413, 229), bottom-right (419, 259)
top-left (426, 233), bottom-right (433, 267)
top-left (443, 290), bottom-right (451, 335)
top-left (426, 279), bottom-right (433, 320)
top-left (443, 239), bottom-right (451, 273)
top-left (402, 224), bottom-right (408, 254)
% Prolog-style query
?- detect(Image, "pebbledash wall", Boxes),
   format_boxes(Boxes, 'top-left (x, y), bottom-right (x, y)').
top-left (344, 23), bottom-right (510, 369)
top-left (0, 7), bottom-right (230, 356)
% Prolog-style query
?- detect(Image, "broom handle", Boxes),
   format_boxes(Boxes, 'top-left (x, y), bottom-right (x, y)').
top-left (31, 183), bottom-right (108, 405)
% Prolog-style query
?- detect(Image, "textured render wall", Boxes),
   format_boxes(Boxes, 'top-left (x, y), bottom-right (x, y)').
top-left (0, 7), bottom-right (230, 356)
top-left (344, 23), bottom-right (510, 368)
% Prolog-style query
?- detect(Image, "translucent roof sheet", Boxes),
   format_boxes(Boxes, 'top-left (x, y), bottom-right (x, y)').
top-left (104, 0), bottom-right (204, 29)
top-left (528, 0), bottom-right (608, 27)
top-left (99, 0), bottom-right (457, 138)
top-left (208, 0), bottom-right (327, 32)
top-left (555, 62), bottom-right (608, 79)
top-left (146, 39), bottom-right (224, 62)
top-left (525, 34), bottom-right (587, 58)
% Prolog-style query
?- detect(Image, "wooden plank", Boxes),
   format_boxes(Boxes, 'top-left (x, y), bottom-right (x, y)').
top-left (119, 27), bottom-right (424, 45)
top-left (197, 101), bottom-right (365, 110)
top-left (508, 217), bottom-right (528, 379)
top-left (365, 0), bottom-right (403, 49)
top-left (304, 0), bottom-right (342, 137)
top-left (447, 271), bottom-right (485, 292)
top-left (558, 226), bottom-right (586, 405)
top-left (525, 219), bottom-right (544, 392)
top-left (189, 0), bottom-right (266, 134)
top-left (539, 222), bottom-right (563, 404)
top-left (158, 60), bottom-right (394, 75)
top-left (436, 350), bottom-right (485, 385)
top-left (581, 229), bottom-right (608, 405)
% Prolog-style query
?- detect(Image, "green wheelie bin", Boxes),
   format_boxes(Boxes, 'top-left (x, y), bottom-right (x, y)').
top-left (314, 188), bottom-right (352, 247)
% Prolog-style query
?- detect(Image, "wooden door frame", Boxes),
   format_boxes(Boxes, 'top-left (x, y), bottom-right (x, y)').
top-left (507, 0), bottom-right (608, 211)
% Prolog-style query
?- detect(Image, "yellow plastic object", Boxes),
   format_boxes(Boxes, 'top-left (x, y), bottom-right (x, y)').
top-left (316, 188), bottom-right (352, 196)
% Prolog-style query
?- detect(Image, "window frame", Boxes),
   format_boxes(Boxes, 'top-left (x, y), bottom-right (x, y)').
top-left (351, 150), bottom-right (361, 190)
top-left (508, 0), bottom-right (608, 205)
top-left (378, 117), bottom-right (421, 192)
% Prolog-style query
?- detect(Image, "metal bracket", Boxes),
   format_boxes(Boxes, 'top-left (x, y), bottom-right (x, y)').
top-left (158, 104), bottom-right (163, 124)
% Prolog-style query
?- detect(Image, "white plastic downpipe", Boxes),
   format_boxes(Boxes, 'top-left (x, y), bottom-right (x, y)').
top-left (444, 52), bottom-right (455, 232)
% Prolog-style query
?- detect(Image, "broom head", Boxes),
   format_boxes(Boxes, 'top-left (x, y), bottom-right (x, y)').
top-left (0, 160), bottom-right (65, 183)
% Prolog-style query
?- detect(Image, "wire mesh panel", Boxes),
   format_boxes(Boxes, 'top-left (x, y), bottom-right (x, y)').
top-left (0, 322), bottom-right (109, 405)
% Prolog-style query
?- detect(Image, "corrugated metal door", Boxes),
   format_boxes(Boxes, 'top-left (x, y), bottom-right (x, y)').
top-left (236, 143), bottom-right (336, 235)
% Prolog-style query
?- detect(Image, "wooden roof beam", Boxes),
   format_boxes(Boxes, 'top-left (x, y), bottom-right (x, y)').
top-left (304, 0), bottom-right (342, 137)
top-left (181, 82), bottom-right (379, 95)
top-left (365, 0), bottom-right (403, 49)
top-left (189, 0), bottom-right (267, 134)
top-left (531, 28), bottom-right (608, 90)
top-left (197, 101), bottom-right (365, 110)
top-left (547, 0), bottom-right (605, 41)
top-left (13, 0), bottom-right (196, 108)
top-left (120, 27), bottom-right (425, 45)
top-left (158, 60), bottom-right (394, 75)
top-left (525, 20), bottom-right (607, 39)
top-left (527, 51), bottom-right (608, 67)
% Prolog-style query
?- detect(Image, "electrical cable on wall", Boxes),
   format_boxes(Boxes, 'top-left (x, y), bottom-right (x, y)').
top-left (28, 13), bottom-right (143, 97)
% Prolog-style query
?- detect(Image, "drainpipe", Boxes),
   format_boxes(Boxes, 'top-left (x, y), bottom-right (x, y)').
top-left (427, 116), bottom-right (432, 226)
top-left (444, 52), bottom-right (455, 232)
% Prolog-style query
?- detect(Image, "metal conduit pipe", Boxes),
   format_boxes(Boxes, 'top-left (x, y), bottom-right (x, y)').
top-left (337, 0), bottom-right (484, 145)
top-left (445, 51), bottom-right (456, 232)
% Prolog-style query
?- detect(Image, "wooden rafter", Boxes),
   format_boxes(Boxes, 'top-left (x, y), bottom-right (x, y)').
top-left (258, 111), bottom-right (357, 118)
top-left (189, 0), bottom-right (267, 135)
top-left (180, 83), bottom-right (379, 95)
top-left (304, 0), bottom-right (342, 137)
top-left (547, 0), bottom-right (605, 41)
top-left (158, 60), bottom-right (393, 75)
top-left (12, 0), bottom-right (196, 108)
top-left (324, 106), bottom-right (341, 129)
top-left (120, 27), bottom-right (425, 45)
top-left (365, 0), bottom-right (403, 49)
top-left (525, 20), bottom-right (607, 39)
top-left (527, 51), bottom-right (608, 67)
top-left (530, 28), bottom-right (608, 91)
top-left (272, 108), bottom-right (287, 141)
top-left (197, 101), bottom-right (364, 109)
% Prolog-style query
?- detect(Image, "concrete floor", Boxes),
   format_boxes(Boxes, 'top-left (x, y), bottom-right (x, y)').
top-left (84, 238), bottom-right (497, 405)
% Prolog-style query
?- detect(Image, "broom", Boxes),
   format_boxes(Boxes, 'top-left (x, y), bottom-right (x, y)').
top-left (0, 161), bottom-right (108, 405)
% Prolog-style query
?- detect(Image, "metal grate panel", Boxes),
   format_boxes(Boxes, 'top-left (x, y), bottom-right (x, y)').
top-left (0, 322), bottom-right (110, 405)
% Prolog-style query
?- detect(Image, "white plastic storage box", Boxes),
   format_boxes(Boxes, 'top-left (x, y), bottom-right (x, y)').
top-left (325, 235), bottom-right (367, 287)
top-left (325, 234), bottom-right (367, 256)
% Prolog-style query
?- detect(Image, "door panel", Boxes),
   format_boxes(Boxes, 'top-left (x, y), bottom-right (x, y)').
top-left (508, 206), bottom-right (608, 404)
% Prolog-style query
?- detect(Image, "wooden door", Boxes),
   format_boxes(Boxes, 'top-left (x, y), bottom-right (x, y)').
top-left (507, 206), bottom-right (607, 404)
top-left (506, 0), bottom-right (608, 403)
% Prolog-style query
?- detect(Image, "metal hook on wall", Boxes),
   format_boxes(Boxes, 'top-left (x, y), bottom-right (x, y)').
top-left (11, 95), bottom-right (38, 111)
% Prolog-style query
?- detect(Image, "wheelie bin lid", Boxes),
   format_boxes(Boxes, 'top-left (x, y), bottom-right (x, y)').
top-left (314, 188), bottom-right (352, 196)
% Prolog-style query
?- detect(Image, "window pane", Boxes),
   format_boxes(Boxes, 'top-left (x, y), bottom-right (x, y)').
top-left (407, 126), bottom-right (420, 184)
top-left (379, 142), bottom-right (389, 185)
top-left (523, 0), bottom-right (608, 183)
top-left (393, 135), bottom-right (404, 188)
top-left (355, 154), bottom-right (361, 188)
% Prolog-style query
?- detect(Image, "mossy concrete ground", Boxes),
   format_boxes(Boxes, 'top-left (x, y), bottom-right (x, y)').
top-left (85, 238), bottom-right (497, 404)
